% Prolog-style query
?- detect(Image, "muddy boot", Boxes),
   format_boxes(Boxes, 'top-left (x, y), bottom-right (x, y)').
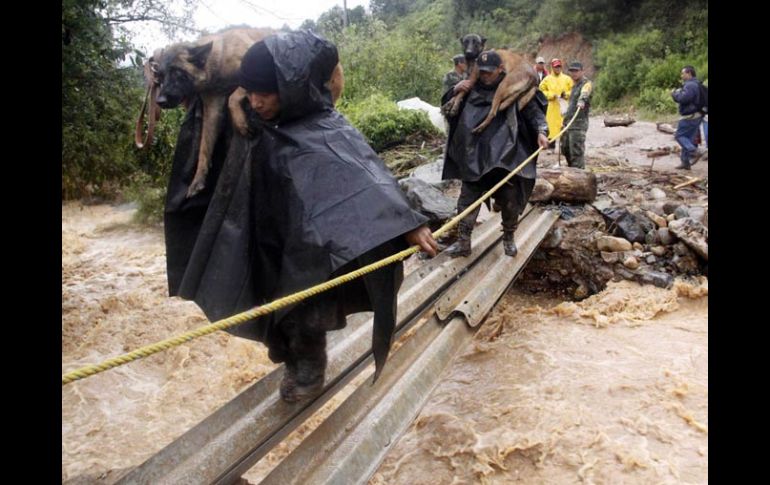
top-left (502, 231), bottom-right (518, 257)
top-left (279, 362), bottom-right (300, 402)
top-left (279, 322), bottom-right (329, 403)
top-left (690, 147), bottom-right (706, 166)
top-left (280, 354), bottom-right (326, 403)
top-left (445, 230), bottom-right (472, 258)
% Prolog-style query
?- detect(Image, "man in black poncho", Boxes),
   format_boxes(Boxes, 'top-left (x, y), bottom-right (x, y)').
top-left (163, 30), bottom-right (437, 403)
top-left (442, 50), bottom-right (550, 258)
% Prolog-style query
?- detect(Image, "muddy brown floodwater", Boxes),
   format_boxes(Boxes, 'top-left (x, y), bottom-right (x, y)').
top-left (371, 279), bottom-right (708, 484)
top-left (62, 200), bottom-right (707, 484)
top-left (62, 202), bottom-right (275, 482)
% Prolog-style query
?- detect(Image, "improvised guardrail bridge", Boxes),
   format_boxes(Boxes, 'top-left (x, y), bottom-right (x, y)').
top-left (117, 206), bottom-right (559, 485)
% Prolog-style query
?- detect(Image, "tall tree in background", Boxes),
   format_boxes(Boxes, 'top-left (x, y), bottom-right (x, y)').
top-left (61, 0), bottom-right (196, 198)
top-left (371, 0), bottom-right (416, 25)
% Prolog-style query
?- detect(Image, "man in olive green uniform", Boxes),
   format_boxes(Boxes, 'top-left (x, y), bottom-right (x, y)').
top-left (561, 61), bottom-right (593, 169)
top-left (442, 54), bottom-right (467, 95)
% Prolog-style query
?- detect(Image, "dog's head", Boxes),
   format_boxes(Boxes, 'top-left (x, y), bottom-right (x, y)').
top-left (149, 41), bottom-right (213, 109)
top-left (459, 34), bottom-right (486, 62)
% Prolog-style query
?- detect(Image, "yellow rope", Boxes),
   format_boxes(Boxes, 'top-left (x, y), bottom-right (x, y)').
top-left (62, 107), bottom-right (583, 386)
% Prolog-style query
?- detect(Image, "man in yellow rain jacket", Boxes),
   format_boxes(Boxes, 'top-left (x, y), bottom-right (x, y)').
top-left (539, 58), bottom-right (573, 149)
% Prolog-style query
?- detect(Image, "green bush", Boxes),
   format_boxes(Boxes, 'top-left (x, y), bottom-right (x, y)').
top-left (339, 92), bottom-right (439, 152)
top-left (123, 172), bottom-right (166, 224)
top-left (637, 87), bottom-right (677, 115)
top-left (133, 108), bottom-right (184, 181)
top-left (593, 30), bottom-right (667, 106)
top-left (124, 107), bottom-right (184, 224)
top-left (592, 27), bottom-right (707, 116)
top-left (333, 21), bottom-right (448, 105)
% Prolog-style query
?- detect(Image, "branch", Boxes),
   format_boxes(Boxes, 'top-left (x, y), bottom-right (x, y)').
top-left (105, 14), bottom-right (202, 34)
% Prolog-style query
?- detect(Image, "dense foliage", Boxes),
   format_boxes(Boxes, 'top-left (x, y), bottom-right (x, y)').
top-left (339, 93), bottom-right (439, 151)
top-left (62, 0), bottom-right (194, 199)
top-left (62, 0), bottom-right (707, 216)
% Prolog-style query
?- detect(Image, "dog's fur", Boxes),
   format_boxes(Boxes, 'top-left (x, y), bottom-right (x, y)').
top-left (148, 28), bottom-right (344, 198)
top-left (471, 48), bottom-right (538, 133)
top-left (442, 34), bottom-right (538, 134)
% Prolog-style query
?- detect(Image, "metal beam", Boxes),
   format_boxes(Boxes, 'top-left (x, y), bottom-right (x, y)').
top-left (259, 207), bottom-right (559, 485)
top-left (117, 213), bottom-right (512, 485)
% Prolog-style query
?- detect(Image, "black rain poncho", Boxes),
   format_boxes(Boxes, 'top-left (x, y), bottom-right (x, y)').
top-left (441, 81), bottom-right (547, 182)
top-left (163, 30), bottom-right (428, 377)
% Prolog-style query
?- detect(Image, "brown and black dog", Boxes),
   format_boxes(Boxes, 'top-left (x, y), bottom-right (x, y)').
top-left (471, 48), bottom-right (538, 133)
top-left (141, 28), bottom-right (344, 198)
top-left (442, 34), bottom-right (538, 134)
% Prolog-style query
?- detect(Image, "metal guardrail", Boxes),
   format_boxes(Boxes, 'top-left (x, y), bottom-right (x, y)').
top-left (260, 207), bottom-right (559, 485)
top-left (118, 211), bottom-right (523, 485)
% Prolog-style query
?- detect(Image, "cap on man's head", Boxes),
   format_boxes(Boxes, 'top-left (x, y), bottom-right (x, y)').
top-left (239, 40), bottom-right (278, 93)
top-left (477, 50), bottom-right (503, 72)
top-left (551, 58), bottom-right (562, 67)
top-left (568, 61), bottom-right (583, 71)
top-left (536, 56), bottom-right (546, 64)
top-left (452, 54), bottom-right (466, 65)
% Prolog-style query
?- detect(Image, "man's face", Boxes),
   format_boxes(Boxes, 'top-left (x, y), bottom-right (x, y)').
top-left (479, 66), bottom-right (503, 85)
top-left (458, 61), bottom-right (467, 74)
top-left (681, 69), bottom-right (692, 81)
top-left (552, 65), bottom-right (562, 74)
top-left (568, 68), bottom-right (582, 81)
top-left (247, 91), bottom-right (281, 121)
top-left (536, 62), bottom-right (545, 72)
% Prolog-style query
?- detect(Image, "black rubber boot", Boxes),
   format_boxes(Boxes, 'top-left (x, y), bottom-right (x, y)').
top-left (280, 355), bottom-right (326, 403)
top-left (446, 230), bottom-right (472, 258)
top-left (279, 321), bottom-right (328, 403)
top-left (502, 231), bottom-right (518, 257)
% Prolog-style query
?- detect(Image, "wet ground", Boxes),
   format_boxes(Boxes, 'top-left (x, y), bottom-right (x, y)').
top-left (538, 115), bottom-right (708, 178)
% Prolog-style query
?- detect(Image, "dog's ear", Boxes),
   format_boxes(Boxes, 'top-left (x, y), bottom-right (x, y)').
top-left (481, 36), bottom-right (487, 47)
top-left (458, 36), bottom-right (464, 44)
top-left (188, 42), bottom-right (214, 70)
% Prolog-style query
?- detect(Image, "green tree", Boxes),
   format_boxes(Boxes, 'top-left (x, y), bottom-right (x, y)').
top-left (371, 0), bottom-right (416, 25)
top-left (61, 0), bottom-right (195, 199)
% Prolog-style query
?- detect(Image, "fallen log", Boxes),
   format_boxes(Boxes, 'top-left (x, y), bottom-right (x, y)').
top-left (673, 177), bottom-right (702, 190)
top-left (656, 122), bottom-right (676, 134)
top-left (645, 147), bottom-right (675, 158)
top-left (531, 167), bottom-right (597, 203)
top-left (604, 115), bottom-right (636, 127)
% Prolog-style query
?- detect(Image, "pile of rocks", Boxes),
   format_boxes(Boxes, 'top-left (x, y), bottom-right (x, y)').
top-left (399, 158), bottom-right (708, 300)
top-left (519, 183), bottom-right (707, 299)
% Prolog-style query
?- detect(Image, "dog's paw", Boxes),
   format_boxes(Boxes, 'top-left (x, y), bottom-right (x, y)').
top-left (185, 178), bottom-right (206, 198)
top-left (471, 120), bottom-right (490, 134)
top-left (441, 101), bottom-right (455, 117)
top-left (232, 118), bottom-right (251, 138)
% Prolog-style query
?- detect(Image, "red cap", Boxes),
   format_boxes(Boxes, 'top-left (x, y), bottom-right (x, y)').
top-left (551, 58), bottom-right (562, 67)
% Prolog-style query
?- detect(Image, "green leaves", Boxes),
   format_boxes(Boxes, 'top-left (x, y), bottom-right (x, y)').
top-left (62, 0), bottom-right (191, 200)
top-left (339, 93), bottom-right (439, 152)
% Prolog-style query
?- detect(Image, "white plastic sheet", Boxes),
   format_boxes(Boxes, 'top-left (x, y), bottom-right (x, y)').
top-left (396, 97), bottom-right (446, 134)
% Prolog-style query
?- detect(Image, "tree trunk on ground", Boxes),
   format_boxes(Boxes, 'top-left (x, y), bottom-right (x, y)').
top-left (603, 116), bottom-right (636, 127)
top-left (531, 167), bottom-right (597, 203)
